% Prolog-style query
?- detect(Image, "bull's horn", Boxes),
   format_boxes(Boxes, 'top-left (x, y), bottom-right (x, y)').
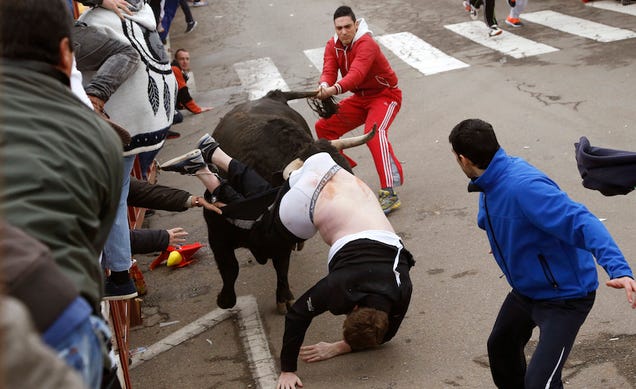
top-left (283, 158), bottom-right (304, 180)
top-left (330, 124), bottom-right (377, 150)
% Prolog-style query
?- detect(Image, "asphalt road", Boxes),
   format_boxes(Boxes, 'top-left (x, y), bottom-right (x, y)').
top-left (129, 1), bottom-right (636, 388)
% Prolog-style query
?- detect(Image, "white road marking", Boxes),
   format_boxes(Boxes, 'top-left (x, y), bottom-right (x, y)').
top-left (234, 57), bottom-right (290, 100)
top-left (444, 21), bottom-right (559, 59)
top-left (236, 296), bottom-right (278, 388)
top-left (303, 47), bottom-right (324, 73)
top-left (130, 295), bottom-right (277, 389)
top-left (377, 31), bottom-right (469, 75)
top-left (307, 32), bottom-right (469, 76)
top-left (586, 0), bottom-right (636, 16)
top-left (522, 10), bottom-right (636, 42)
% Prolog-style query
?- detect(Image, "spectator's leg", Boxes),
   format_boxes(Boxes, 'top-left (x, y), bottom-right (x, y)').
top-left (101, 155), bottom-right (136, 298)
top-left (160, 0), bottom-right (179, 41)
top-left (179, 0), bottom-right (194, 23)
top-left (364, 92), bottom-right (403, 189)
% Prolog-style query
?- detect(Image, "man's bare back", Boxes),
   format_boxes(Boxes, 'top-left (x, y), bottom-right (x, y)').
top-left (313, 169), bottom-right (394, 246)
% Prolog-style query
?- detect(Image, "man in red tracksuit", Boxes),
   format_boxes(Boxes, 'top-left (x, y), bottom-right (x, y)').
top-left (315, 5), bottom-right (404, 214)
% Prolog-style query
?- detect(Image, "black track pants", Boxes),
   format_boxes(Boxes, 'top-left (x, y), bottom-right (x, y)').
top-left (470, 0), bottom-right (498, 26)
top-left (487, 290), bottom-right (595, 389)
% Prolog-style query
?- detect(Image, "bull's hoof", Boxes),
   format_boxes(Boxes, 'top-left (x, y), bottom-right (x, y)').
top-left (217, 288), bottom-right (237, 309)
top-left (276, 302), bottom-right (288, 315)
top-left (276, 298), bottom-right (296, 315)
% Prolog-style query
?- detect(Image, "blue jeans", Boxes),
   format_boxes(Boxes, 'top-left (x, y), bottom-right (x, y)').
top-left (102, 155), bottom-right (136, 272)
top-left (160, 0), bottom-right (179, 41)
top-left (47, 311), bottom-right (111, 389)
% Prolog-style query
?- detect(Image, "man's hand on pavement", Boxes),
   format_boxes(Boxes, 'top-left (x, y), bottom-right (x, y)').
top-left (277, 372), bottom-right (303, 389)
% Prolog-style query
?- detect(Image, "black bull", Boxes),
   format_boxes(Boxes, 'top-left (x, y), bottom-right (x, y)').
top-left (202, 89), bottom-right (339, 314)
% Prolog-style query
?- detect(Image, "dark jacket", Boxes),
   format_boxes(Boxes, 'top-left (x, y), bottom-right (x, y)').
top-left (130, 229), bottom-right (169, 254)
top-left (574, 136), bottom-right (636, 196)
top-left (128, 176), bottom-right (191, 211)
top-left (0, 60), bottom-right (123, 311)
top-left (127, 177), bottom-right (193, 253)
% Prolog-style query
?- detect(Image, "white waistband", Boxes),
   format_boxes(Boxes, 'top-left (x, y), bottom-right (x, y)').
top-left (328, 230), bottom-right (404, 286)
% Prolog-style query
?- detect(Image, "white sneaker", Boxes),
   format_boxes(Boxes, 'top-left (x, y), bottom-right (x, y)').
top-left (489, 25), bottom-right (503, 37)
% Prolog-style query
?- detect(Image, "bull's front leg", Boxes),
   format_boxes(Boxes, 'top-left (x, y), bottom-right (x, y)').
top-left (271, 250), bottom-right (295, 315)
top-left (212, 246), bottom-right (239, 309)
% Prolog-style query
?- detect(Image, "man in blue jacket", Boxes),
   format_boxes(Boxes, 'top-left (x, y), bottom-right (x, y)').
top-left (449, 118), bottom-right (636, 389)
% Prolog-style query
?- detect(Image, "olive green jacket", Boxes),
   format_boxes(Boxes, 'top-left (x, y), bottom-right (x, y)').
top-left (0, 60), bottom-right (123, 311)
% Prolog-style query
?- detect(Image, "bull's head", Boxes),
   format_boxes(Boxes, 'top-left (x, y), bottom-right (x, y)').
top-left (283, 124), bottom-right (377, 179)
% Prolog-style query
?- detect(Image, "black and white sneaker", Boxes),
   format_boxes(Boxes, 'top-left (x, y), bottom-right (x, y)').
top-left (197, 133), bottom-right (220, 162)
top-left (489, 25), bottom-right (503, 37)
top-left (103, 276), bottom-right (138, 301)
top-left (160, 149), bottom-right (206, 175)
top-left (185, 20), bottom-right (197, 34)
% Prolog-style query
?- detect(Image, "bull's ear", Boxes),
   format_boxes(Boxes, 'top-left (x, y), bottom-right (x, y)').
top-left (282, 158), bottom-right (304, 180)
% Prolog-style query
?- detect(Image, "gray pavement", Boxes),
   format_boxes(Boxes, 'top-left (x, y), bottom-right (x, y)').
top-left (130, 1), bottom-right (636, 388)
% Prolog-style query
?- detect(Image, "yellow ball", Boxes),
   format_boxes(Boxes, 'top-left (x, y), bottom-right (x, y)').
top-left (167, 251), bottom-right (183, 267)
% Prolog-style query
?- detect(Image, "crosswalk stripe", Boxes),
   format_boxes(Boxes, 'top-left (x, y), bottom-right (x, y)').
top-left (376, 31), bottom-right (469, 75)
top-left (303, 48), bottom-right (324, 73)
top-left (522, 10), bottom-right (636, 42)
top-left (444, 21), bottom-right (559, 59)
top-left (233, 57), bottom-right (289, 100)
top-left (586, 0), bottom-right (636, 16)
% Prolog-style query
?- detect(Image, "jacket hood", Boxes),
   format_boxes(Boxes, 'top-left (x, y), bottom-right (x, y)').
top-left (125, 0), bottom-right (144, 12)
top-left (574, 136), bottom-right (636, 196)
top-left (332, 18), bottom-right (372, 45)
top-left (123, 2), bottom-right (156, 31)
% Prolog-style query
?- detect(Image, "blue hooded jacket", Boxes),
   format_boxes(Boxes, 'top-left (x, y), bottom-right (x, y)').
top-left (471, 148), bottom-right (633, 300)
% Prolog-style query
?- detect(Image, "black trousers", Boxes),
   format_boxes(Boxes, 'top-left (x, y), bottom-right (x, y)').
top-left (470, 0), bottom-right (498, 26)
top-left (487, 290), bottom-right (595, 389)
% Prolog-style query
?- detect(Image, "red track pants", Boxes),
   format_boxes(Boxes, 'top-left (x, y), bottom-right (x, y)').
top-left (315, 88), bottom-right (403, 189)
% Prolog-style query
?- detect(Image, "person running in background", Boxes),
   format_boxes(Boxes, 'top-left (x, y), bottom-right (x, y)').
top-left (463, 0), bottom-right (502, 37)
top-left (189, 0), bottom-right (208, 7)
top-left (505, 0), bottom-right (526, 28)
top-left (160, 0), bottom-right (199, 43)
